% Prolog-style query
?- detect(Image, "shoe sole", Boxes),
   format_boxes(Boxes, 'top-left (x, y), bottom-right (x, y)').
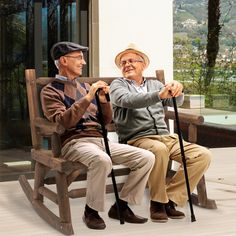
top-left (109, 214), bottom-right (148, 224)
top-left (151, 218), bottom-right (168, 223)
top-left (167, 215), bottom-right (185, 219)
top-left (109, 215), bottom-right (147, 224)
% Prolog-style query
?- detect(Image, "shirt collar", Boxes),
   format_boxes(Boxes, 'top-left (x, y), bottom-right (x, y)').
top-left (124, 77), bottom-right (146, 87)
top-left (55, 74), bottom-right (77, 86)
top-left (125, 77), bottom-right (147, 93)
top-left (55, 74), bottom-right (68, 81)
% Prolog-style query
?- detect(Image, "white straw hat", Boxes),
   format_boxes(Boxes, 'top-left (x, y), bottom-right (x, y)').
top-left (115, 43), bottom-right (150, 69)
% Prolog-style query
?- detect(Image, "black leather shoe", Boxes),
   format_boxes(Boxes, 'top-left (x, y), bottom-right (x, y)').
top-left (165, 200), bottom-right (185, 219)
top-left (108, 204), bottom-right (148, 224)
top-left (83, 211), bottom-right (106, 230)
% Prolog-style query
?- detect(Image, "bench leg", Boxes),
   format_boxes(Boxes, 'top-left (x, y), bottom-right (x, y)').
top-left (191, 175), bottom-right (217, 209)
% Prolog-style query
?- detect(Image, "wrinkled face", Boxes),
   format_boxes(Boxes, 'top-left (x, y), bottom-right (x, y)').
top-left (119, 52), bottom-right (145, 80)
top-left (59, 51), bottom-right (86, 79)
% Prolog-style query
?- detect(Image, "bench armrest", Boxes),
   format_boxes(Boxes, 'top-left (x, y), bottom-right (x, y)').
top-left (165, 108), bottom-right (204, 125)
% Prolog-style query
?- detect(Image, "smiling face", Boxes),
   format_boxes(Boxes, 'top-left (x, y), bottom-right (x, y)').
top-left (58, 51), bottom-right (86, 80)
top-left (119, 52), bottom-right (146, 83)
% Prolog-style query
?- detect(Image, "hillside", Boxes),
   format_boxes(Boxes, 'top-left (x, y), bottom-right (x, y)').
top-left (173, 0), bottom-right (236, 51)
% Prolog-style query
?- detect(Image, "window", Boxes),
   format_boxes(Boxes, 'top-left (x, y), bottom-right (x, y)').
top-left (0, 0), bottom-right (89, 181)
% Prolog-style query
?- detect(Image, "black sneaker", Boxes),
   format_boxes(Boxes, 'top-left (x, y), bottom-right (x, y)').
top-left (83, 211), bottom-right (106, 230)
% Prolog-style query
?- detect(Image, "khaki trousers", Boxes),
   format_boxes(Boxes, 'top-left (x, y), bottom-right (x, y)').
top-left (128, 134), bottom-right (211, 207)
top-left (61, 137), bottom-right (155, 212)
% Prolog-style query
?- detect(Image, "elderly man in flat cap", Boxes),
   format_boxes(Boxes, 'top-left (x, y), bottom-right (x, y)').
top-left (40, 41), bottom-right (155, 230)
top-left (109, 43), bottom-right (212, 223)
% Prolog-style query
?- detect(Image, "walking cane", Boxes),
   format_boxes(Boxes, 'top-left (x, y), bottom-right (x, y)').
top-left (172, 96), bottom-right (196, 222)
top-left (95, 90), bottom-right (124, 225)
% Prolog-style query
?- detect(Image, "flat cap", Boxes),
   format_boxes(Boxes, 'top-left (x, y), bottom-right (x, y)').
top-left (50, 41), bottom-right (88, 60)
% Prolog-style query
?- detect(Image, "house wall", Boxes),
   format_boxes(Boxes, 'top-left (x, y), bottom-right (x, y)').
top-left (98, 0), bottom-right (173, 81)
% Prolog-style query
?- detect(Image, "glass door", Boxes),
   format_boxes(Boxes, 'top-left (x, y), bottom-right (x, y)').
top-left (0, 0), bottom-right (89, 181)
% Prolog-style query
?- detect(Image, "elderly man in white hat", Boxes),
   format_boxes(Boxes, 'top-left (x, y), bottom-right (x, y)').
top-left (110, 43), bottom-right (212, 223)
top-left (40, 41), bottom-right (155, 230)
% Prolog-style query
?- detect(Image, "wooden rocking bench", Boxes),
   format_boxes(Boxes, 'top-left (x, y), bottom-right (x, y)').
top-left (19, 69), bottom-right (216, 235)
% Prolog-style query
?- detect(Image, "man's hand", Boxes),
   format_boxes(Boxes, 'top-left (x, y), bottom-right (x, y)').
top-left (159, 80), bottom-right (183, 99)
top-left (85, 80), bottom-right (109, 103)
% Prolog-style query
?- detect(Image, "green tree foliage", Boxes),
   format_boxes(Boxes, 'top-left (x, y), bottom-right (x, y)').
top-left (173, 0), bottom-right (236, 110)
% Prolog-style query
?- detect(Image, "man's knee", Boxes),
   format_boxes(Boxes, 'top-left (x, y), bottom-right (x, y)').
top-left (142, 150), bottom-right (155, 168)
top-left (150, 144), bottom-right (169, 160)
top-left (201, 147), bottom-right (212, 167)
top-left (192, 146), bottom-right (212, 169)
top-left (93, 155), bottom-right (113, 173)
top-left (131, 148), bottom-right (155, 170)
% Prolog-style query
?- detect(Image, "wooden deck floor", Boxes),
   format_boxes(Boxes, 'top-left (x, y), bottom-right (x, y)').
top-left (0, 147), bottom-right (235, 236)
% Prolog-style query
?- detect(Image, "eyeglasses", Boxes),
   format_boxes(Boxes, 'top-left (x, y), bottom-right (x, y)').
top-left (64, 55), bottom-right (84, 61)
top-left (119, 59), bottom-right (144, 67)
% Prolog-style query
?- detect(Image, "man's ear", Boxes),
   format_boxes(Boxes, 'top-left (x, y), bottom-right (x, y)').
top-left (141, 63), bottom-right (146, 70)
top-left (59, 56), bottom-right (67, 66)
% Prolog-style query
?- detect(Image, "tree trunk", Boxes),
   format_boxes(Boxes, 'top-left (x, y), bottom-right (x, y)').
top-left (205, 0), bottom-right (221, 88)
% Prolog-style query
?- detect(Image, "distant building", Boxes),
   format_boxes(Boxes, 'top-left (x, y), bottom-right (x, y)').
top-left (182, 19), bottom-right (198, 29)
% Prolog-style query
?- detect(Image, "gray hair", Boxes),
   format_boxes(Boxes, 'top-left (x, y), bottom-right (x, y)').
top-left (54, 60), bottom-right (60, 69)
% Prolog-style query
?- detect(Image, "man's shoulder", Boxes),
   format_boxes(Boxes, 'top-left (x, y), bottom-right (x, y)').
top-left (41, 80), bottom-right (64, 99)
top-left (111, 77), bottom-right (124, 82)
top-left (146, 77), bottom-right (163, 87)
top-left (110, 77), bottom-right (126, 86)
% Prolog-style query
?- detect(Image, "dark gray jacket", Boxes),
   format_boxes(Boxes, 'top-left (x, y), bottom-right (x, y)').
top-left (110, 77), bottom-right (184, 143)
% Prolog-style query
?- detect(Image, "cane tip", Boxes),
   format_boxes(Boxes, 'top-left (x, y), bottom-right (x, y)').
top-left (120, 219), bottom-right (125, 225)
top-left (191, 215), bottom-right (196, 222)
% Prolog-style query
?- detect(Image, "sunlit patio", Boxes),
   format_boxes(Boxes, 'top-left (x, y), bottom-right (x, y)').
top-left (0, 147), bottom-right (235, 236)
